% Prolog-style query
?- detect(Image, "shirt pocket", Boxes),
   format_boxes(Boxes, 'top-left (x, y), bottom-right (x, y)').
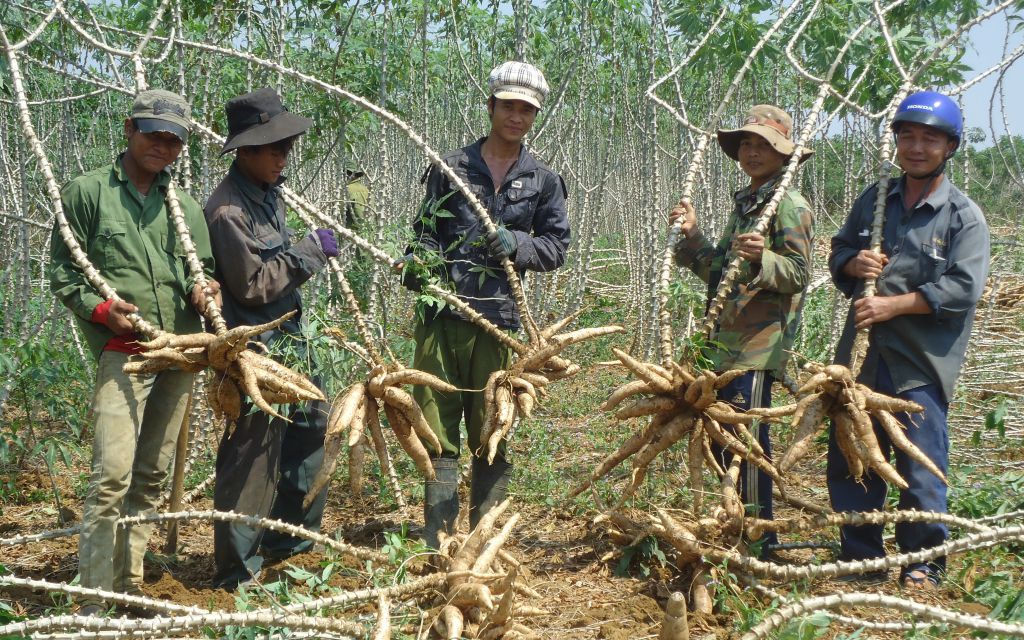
top-left (921, 243), bottom-right (948, 280)
top-left (160, 229), bottom-right (188, 258)
top-left (94, 220), bottom-right (129, 270)
top-left (254, 226), bottom-right (284, 260)
top-left (500, 186), bottom-right (540, 229)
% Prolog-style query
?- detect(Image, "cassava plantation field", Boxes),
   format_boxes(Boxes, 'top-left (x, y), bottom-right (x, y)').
top-left (1, 1), bottom-right (1024, 638)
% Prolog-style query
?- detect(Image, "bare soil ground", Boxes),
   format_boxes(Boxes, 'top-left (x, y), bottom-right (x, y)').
top-left (1, 312), bottom-right (1021, 638)
top-left (0, 490), bottom-right (1001, 639)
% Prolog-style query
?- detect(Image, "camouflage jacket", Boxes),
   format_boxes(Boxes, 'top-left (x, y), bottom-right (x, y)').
top-left (673, 174), bottom-right (813, 372)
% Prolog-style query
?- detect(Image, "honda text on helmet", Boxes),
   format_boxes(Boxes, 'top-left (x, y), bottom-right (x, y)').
top-left (891, 91), bottom-right (963, 151)
top-left (890, 90), bottom-right (962, 179)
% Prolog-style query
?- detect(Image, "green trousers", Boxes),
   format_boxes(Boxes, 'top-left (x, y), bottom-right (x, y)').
top-left (78, 351), bottom-right (193, 601)
top-left (412, 316), bottom-right (513, 460)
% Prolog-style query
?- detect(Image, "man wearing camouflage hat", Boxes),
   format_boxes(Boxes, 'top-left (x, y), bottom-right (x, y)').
top-left (49, 89), bottom-right (218, 614)
top-left (670, 104), bottom-right (814, 557)
top-left (400, 61), bottom-right (570, 548)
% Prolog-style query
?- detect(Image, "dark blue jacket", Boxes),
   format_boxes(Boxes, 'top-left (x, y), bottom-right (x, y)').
top-left (412, 138), bottom-right (570, 329)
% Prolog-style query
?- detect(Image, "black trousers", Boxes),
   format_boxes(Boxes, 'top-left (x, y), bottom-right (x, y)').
top-left (212, 397), bottom-right (329, 588)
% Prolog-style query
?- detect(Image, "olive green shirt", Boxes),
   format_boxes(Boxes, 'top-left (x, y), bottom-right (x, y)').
top-left (49, 155), bottom-right (215, 360)
top-left (344, 176), bottom-right (369, 230)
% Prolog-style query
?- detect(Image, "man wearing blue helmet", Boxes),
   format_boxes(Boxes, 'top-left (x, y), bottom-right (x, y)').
top-left (828, 91), bottom-right (990, 589)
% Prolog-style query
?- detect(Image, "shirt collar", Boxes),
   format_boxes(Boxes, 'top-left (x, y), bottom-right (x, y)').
top-left (113, 153), bottom-right (171, 192)
top-left (229, 160), bottom-right (286, 204)
top-left (733, 171), bottom-right (783, 216)
top-left (468, 136), bottom-right (538, 177)
top-left (887, 174), bottom-right (952, 211)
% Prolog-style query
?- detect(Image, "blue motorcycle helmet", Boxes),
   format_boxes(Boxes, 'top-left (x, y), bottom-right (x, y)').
top-left (891, 90), bottom-right (963, 154)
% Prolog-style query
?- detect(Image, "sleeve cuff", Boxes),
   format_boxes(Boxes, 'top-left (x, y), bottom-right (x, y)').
top-left (90, 298), bottom-right (114, 325)
top-left (295, 234), bottom-right (329, 273)
top-left (673, 228), bottom-right (707, 265)
top-left (917, 282), bottom-right (943, 315)
top-left (511, 230), bottom-right (533, 270)
top-left (829, 251), bottom-right (859, 298)
top-left (748, 251), bottom-right (775, 289)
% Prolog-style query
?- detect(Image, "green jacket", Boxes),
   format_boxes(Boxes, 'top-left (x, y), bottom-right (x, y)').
top-left (49, 156), bottom-right (215, 360)
top-left (674, 174), bottom-right (813, 373)
top-left (344, 175), bottom-right (369, 230)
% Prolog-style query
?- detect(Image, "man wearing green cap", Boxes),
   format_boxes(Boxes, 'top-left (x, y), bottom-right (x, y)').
top-left (49, 89), bottom-right (218, 614)
top-left (669, 104), bottom-right (814, 557)
top-left (205, 87), bottom-right (337, 590)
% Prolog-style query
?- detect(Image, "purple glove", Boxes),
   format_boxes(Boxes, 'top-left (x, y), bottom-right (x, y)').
top-left (313, 229), bottom-right (339, 258)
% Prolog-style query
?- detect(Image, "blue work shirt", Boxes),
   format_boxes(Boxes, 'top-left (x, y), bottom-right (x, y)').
top-left (830, 175), bottom-right (990, 403)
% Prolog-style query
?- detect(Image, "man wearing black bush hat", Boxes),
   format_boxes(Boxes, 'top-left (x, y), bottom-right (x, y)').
top-left (205, 87), bottom-right (337, 590)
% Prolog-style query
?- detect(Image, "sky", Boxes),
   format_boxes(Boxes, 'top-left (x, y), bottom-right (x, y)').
top-left (957, 11), bottom-right (1023, 142)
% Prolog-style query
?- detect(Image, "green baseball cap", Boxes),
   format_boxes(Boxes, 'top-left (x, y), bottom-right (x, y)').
top-left (131, 89), bottom-right (191, 142)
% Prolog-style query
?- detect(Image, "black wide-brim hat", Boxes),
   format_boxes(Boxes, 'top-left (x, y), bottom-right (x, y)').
top-left (220, 87), bottom-right (312, 155)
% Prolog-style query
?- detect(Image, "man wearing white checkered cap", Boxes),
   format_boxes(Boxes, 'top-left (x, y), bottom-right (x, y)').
top-left (400, 60), bottom-right (569, 550)
top-left (488, 60), bottom-right (549, 110)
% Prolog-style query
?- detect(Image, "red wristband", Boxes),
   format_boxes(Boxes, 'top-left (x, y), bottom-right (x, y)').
top-left (91, 298), bottom-right (114, 325)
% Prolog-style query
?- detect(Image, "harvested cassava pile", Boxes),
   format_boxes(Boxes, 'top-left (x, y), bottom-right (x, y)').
top-left (754, 362), bottom-right (939, 489)
top-left (573, 350), bottom-right (780, 510)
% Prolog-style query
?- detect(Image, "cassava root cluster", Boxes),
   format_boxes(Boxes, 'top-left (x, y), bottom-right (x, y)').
top-left (124, 311), bottom-right (325, 422)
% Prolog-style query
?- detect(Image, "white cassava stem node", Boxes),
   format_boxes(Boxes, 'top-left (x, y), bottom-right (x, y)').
top-left (743, 592), bottom-right (1024, 640)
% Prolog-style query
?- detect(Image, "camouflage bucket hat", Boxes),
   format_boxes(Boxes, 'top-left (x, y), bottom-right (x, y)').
top-left (131, 89), bottom-right (191, 142)
top-left (717, 105), bottom-right (814, 163)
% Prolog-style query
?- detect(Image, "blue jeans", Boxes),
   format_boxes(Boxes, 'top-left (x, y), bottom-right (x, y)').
top-left (826, 358), bottom-right (949, 574)
top-left (711, 370), bottom-right (778, 549)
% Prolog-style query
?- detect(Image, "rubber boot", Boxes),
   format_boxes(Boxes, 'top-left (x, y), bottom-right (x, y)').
top-left (423, 457), bottom-right (460, 550)
top-left (469, 457), bottom-right (512, 530)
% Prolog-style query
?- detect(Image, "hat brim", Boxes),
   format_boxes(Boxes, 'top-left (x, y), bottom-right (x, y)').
top-left (220, 112), bottom-right (313, 155)
top-left (493, 90), bottom-right (542, 110)
top-left (135, 118), bottom-right (188, 142)
top-left (716, 125), bottom-right (814, 163)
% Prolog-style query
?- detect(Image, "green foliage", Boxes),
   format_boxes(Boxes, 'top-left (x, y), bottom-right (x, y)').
top-left (773, 612), bottom-right (835, 640)
top-left (955, 551), bottom-right (1024, 636)
top-left (975, 397), bottom-right (1010, 443)
top-left (280, 561), bottom-right (341, 595)
top-left (262, 311), bottom-right (359, 403)
top-left (0, 597), bottom-right (24, 628)
top-left (0, 337), bottom-right (89, 500)
top-left (680, 331), bottom-right (725, 372)
top-left (380, 522), bottom-right (426, 562)
top-left (614, 535), bottom-right (667, 578)
top-left (949, 469), bottom-right (1024, 520)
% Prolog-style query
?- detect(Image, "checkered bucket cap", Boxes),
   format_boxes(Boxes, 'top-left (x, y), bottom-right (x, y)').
top-left (487, 61), bottom-right (549, 109)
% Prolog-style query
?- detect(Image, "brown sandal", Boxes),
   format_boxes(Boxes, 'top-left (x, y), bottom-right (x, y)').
top-left (901, 567), bottom-right (940, 590)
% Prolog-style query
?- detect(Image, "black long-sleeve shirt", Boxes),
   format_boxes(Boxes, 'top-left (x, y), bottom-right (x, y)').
top-left (411, 137), bottom-right (570, 330)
